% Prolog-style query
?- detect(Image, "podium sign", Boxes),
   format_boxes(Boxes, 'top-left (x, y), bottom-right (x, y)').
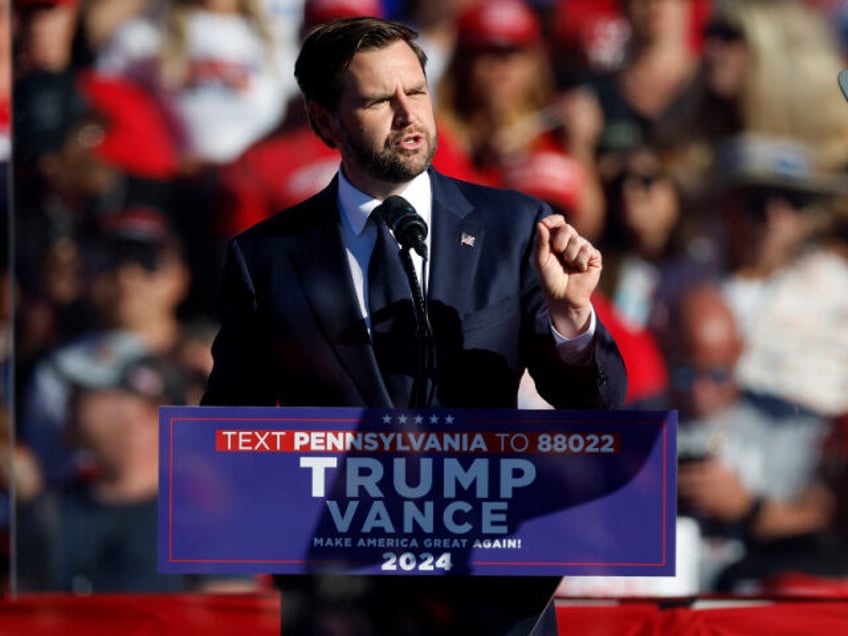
top-left (158, 407), bottom-right (676, 577)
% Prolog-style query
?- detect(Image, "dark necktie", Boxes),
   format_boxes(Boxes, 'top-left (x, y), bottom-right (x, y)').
top-left (367, 218), bottom-right (417, 407)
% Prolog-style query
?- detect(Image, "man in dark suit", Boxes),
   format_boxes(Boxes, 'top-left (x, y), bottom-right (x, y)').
top-left (203, 16), bottom-right (626, 636)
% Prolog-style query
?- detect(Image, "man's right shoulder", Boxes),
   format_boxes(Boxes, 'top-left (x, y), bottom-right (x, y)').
top-left (232, 180), bottom-right (338, 244)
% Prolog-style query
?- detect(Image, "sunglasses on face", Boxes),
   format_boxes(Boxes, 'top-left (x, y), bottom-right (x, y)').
top-left (615, 170), bottom-right (669, 192)
top-left (671, 365), bottom-right (735, 391)
top-left (739, 187), bottom-right (819, 220)
top-left (94, 240), bottom-right (165, 274)
top-left (704, 22), bottom-right (745, 43)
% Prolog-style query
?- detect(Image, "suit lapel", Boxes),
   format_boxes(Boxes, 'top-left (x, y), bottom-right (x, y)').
top-left (290, 183), bottom-right (393, 407)
top-left (428, 171), bottom-right (485, 310)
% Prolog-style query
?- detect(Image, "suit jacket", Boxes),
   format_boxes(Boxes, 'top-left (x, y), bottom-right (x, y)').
top-left (203, 168), bottom-right (626, 410)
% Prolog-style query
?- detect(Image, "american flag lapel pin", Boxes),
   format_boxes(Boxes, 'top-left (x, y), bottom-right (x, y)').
top-left (460, 232), bottom-right (476, 248)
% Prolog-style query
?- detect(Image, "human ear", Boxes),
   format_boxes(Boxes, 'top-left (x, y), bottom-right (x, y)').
top-left (306, 101), bottom-right (339, 150)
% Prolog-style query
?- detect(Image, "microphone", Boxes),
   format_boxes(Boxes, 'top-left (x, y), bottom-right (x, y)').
top-left (374, 195), bottom-right (428, 258)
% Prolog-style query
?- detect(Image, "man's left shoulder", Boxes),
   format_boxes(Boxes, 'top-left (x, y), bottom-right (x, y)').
top-left (431, 169), bottom-right (549, 224)
top-left (434, 170), bottom-right (541, 205)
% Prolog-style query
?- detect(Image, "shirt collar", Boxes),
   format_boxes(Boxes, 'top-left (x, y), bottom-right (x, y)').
top-left (337, 169), bottom-right (432, 236)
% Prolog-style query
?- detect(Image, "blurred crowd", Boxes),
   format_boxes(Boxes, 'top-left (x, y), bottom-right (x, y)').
top-left (3, 0), bottom-right (848, 598)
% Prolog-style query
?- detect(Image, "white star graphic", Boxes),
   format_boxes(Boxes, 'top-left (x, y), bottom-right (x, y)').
top-left (445, 415), bottom-right (455, 424)
top-left (382, 414), bottom-right (392, 424)
top-left (398, 415), bottom-right (408, 424)
top-left (429, 415), bottom-right (440, 424)
top-left (414, 415), bottom-right (424, 424)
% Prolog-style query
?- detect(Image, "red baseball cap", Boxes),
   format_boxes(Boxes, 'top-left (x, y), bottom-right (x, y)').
top-left (99, 207), bottom-right (179, 249)
top-left (502, 152), bottom-right (586, 215)
top-left (303, 0), bottom-right (383, 30)
top-left (457, 0), bottom-right (542, 50)
top-left (15, 0), bottom-right (79, 7)
top-left (77, 71), bottom-right (179, 180)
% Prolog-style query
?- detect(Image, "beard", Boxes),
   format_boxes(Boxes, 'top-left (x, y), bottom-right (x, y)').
top-left (340, 124), bottom-right (438, 184)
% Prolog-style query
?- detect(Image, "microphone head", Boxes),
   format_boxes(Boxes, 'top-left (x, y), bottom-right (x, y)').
top-left (376, 195), bottom-right (429, 258)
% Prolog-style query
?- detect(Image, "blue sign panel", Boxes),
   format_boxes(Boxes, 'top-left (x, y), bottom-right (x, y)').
top-left (158, 407), bottom-right (676, 577)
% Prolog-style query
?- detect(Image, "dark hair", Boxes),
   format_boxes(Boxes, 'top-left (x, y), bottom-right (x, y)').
top-left (295, 17), bottom-right (427, 115)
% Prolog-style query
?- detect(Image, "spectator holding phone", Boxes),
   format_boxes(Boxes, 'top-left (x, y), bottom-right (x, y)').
top-left (669, 283), bottom-right (840, 592)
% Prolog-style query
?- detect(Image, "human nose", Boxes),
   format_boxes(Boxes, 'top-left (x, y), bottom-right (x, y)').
top-left (392, 90), bottom-right (416, 127)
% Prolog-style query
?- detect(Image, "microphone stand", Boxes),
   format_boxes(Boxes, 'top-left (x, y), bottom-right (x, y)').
top-left (397, 247), bottom-right (436, 408)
